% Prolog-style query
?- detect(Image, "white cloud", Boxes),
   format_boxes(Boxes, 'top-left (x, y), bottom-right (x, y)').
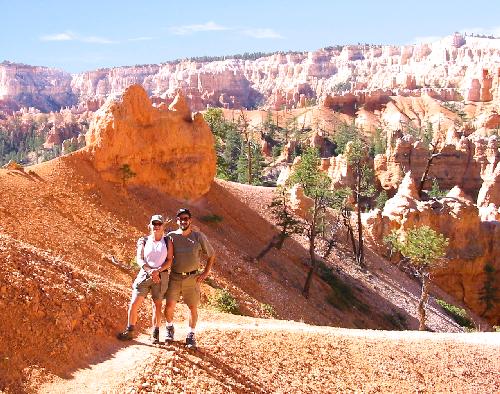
top-left (169, 21), bottom-right (229, 35)
top-left (242, 28), bottom-right (283, 39)
top-left (40, 31), bottom-right (76, 41)
top-left (40, 31), bottom-right (117, 44)
top-left (128, 36), bottom-right (154, 42)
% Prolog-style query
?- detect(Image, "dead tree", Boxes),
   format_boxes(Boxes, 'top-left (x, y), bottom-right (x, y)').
top-left (417, 139), bottom-right (442, 199)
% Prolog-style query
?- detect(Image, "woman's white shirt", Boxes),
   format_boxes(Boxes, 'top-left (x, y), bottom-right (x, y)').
top-left (138, 236), bottom-right (168, 268)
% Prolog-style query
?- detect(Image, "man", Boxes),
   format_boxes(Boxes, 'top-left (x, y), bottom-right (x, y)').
top-left (164, 208), bottom-right (215, 349)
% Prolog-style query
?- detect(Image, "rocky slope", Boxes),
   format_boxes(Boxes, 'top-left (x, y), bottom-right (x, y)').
top-left (2, 34), bottom-right (500, 113)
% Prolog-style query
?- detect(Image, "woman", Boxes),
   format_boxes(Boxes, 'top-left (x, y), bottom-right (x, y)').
top-left (117, 214), bottom-right (173, 344)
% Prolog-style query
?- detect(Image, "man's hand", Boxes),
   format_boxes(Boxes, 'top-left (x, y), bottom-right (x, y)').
top-left (196, 270), bottom-right (209, 283)
top-left (151, 269), bottom-right (160, 283)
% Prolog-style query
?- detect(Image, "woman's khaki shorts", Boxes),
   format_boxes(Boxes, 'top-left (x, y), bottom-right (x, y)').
top-left (164, 273), bottom-right (200, 306)
top-left (132, 269), bottom-right (169, 301)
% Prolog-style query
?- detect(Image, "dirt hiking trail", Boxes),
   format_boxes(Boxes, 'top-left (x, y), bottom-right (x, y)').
top-left (38, 315), bottom-right (500, 394)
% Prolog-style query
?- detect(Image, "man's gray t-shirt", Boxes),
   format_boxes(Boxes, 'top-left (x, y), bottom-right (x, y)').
top-left (168, 230), bottom-right (214, 273)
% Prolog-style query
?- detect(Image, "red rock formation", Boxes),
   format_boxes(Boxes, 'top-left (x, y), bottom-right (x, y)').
top-left (477, 162), bottom-right (500, 208)
top-left (280, 139), bottom-right (298, 163)
top-left (374, 133), bottom-right (500, 199)
top-left (363, 175), bottom-right (500, 324)
top-left (83, 84), bottom-right (216, 199)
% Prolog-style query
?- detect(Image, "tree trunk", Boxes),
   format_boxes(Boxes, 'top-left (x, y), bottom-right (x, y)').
top-left (354, 169), bottom-right (365, 267)
top-left (322, 239), bottom-right (336, 259)
top-left (303, 204), bottom-right (318, 298)
top-left (255, 234), bottom-right (283, 260)
top-left (256, 241), bottom-right (275, 260)
top-left (247, 139), bottom-right (252, 185)
top-left (302, 234), bottom-right (316, 298)
top-left (343, 211), bottom-right (357, 259)
top-left (418, 141), bottom-right (439, 198)
top-left (418, 272), bottom-right (430, 331)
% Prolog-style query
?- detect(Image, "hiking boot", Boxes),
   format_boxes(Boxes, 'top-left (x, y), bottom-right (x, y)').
top-left (151, 328), bottom-right (160, 344)
top-left (185, 332), bottom-right (197, 349)
top-left (117, 327), bottom-right (135, 341)
top-left (165, 325), bottom-right (174, 342)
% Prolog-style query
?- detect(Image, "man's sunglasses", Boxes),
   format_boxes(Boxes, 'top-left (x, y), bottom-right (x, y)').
top-left (177, 216), bottom-right (191, 222)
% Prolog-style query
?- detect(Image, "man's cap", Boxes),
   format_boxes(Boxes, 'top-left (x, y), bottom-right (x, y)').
top-left (176, 208), bottom-right (192, 218)
top-left (150, 214), bottom-right (164, 224)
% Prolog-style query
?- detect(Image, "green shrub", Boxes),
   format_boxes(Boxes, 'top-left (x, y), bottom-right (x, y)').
top-left (436, 299), bottom-right (474, 328)
top-left (271, 145), bottom-right (282, 158)
top-left (375, 190), bottom-right (388, 210)
top-left (428, 178), bottom-right (448, 199)
top-left (204, 277), bottom-right (218, 288)
top-left (119, 163), bottom-right (136, 187)
top-left (129, 256), bottom-right (140, 269)
top-left (208, 289), bottom-right (239, 314)
top-left (260, 303), bottom-right (277, 318)
top-left (200, 214), bottom-right (223, 223)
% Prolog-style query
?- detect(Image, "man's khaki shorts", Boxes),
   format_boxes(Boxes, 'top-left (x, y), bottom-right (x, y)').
top-left (164, 273), bottom-right (200, 306)
top-left (132, 269), bottom-right (169, 301)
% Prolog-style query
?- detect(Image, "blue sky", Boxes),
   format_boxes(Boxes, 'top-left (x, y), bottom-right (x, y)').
top-left (2, 0), bottom-right (500, 73)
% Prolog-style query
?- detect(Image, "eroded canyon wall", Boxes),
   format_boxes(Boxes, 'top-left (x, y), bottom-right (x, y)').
top-left (2, 35), bottom-right (500, 113)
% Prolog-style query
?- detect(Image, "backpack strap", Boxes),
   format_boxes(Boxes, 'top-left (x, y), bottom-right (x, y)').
top-left (140, 236), bottom-right (148, 262)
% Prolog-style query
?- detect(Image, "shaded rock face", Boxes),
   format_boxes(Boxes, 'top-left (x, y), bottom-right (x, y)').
top-left (83, 85), bottom-right (216, 199)
top-left (364, 177), bottom-right (500, 324)
top-left (2, 35), bottom-right (500, 113)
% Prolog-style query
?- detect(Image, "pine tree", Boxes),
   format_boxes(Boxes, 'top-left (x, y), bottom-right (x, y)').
top-left (288, 147), bottom-right (333, 298)
top-left (256, 186), bottom-right (303, 260)
top-left (345, 138), bottom-right (376, 266)
top-left (385, 226), bottom-right (448, 330)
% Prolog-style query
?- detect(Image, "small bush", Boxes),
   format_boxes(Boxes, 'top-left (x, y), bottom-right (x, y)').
top-left (375, 190), bottom-right (388, 210)
top-left (260, 303), bottom-right (277, 318)
top-left (200, 214), bottom-right (223, 223)
top-left (271, 145), bottom-right (282, 158)
top-left (208, 289), bottom-right (239, 314)
top-left (428, 179), bottom-right (448, 199)
top-left (204, 277), bottom-right (218, 288)
top-left (383, 311), bottom-right (408, 329)
top-left (129, 256), bottom-right (140, 270)
top-left (436, 299), bottom-right (474, 328)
